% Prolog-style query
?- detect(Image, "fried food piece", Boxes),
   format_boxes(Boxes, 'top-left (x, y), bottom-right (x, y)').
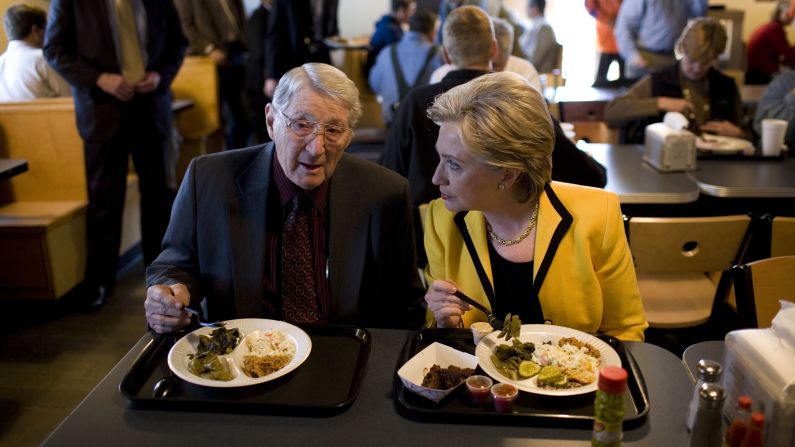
top-left (559, 337), bottom-right (601, 359)
top-left (421, 364), bottom-right (476, 390)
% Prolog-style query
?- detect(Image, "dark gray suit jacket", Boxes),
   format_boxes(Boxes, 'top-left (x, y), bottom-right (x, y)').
top-left (147, 143), bottom-right (425, 329)
top-left (174, 0), bottom-right (246, 54)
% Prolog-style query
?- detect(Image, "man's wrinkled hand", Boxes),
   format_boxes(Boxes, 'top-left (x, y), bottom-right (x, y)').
top-left (145, 283), bottom-right (192, 334)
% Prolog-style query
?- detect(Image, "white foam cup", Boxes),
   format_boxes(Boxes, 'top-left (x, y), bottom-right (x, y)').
top-left (761, 119), bottom-right (788, 156)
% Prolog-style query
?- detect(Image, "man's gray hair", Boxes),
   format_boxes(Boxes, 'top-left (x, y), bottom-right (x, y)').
top-left (272, 63), bottom-right (362, 127)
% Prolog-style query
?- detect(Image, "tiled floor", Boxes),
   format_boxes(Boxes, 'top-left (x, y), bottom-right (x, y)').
top-left (0, 262), bottom-right (147, 447)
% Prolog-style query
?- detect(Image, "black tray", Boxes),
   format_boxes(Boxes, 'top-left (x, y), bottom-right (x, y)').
top-left (120, 325), bottom-right (371, 416)
top-left (393, 329), bottom-right (649, 428)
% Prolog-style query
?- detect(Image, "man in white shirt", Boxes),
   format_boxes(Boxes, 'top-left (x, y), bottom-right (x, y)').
top-left (0, 4), bottom-right (71, 101)
top-left (519, 0), bottom-right (559, 74)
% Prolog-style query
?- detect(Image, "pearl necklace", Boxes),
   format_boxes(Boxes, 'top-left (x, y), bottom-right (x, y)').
top-left (486, 201), bottom-right (539, 246)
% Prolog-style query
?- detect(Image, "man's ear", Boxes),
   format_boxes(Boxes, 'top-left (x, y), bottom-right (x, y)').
top-left (441, 47), bottom-right (452, 65)
top-left (265, 103), bottom-right (276, 140)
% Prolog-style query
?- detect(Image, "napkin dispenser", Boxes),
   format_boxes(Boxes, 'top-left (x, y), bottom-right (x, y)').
top-left (721, 301), bottom-right (795, 447)
top-left (643, 122), bottom-right (697, 172)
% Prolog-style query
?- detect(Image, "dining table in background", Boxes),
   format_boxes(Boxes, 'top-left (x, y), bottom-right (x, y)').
top-left (44, 328), bottom-right (694, 447)
top-left (580, 143), bottom-right (700, 205)
top-left (0, 159), bottom-right (28, 182)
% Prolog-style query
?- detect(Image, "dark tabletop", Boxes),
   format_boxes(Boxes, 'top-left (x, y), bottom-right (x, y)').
top-left (44, 329), bottom-right (694, 447)
top-left (0, 159), bottom-right (28, 182)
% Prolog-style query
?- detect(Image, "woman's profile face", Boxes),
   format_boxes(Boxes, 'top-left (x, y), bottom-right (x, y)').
top-left (432, 122), bottom-right (503, 213)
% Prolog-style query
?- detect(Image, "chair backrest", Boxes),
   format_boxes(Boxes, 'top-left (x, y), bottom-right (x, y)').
top-left (0, 98), bottom-right (87, 202)
top-left (772, 216), bottom-right (795, 257)
top-left (629, 215), bottom-right (751, 274)
top-left (170, 56), bottom-right (220, 139)
top-left (732, 255), bottom-right (795, 328)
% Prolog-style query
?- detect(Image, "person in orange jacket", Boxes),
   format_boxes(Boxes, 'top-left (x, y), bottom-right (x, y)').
top-left (585, 0), bottom-right (627, 87)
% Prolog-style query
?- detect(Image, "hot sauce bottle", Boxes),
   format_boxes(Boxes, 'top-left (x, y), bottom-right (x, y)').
top-left (592, 366), bottom-right (628, 447)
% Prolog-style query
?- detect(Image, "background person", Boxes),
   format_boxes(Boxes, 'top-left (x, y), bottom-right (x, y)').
top-left (585, 0), bottom-right (626, 87)
top-left (423, 71), bottom-right (647, 341)
top-left (175, 0), bottom-right (251, 149)
top-left (44, 0), bottom-right (187, 309)
top-left (606, 18), bottom-right (745, 144)
top-left (365, 0), bottom-right (416, 76)
top-left (614, 0), bottom-right (707, 81)
top-left (746, 1), bottom-right (795, 85)
top-left (753, 70), bottom-right (795, 146)
top-left (368, 8), bottom-right (442, 125)
top-left (145, 63), bottom-right (425, 334)
top-left (519, 0), bottom-right (558, 74)
top-left (0, 3), bottom-right (71, 101)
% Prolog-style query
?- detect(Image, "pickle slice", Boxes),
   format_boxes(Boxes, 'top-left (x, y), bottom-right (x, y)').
top-left (518, 361), bottom-right (541, 378)
top-left (536, 365), bottom-right (564, 386)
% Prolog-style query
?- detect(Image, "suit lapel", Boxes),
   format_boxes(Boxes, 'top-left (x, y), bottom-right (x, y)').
top-left (328, 155), bottom-right (368, 319)
top-left (533, 183), bottom-right (573, 295)
top-left (229, 144), bottom-right (272, 317)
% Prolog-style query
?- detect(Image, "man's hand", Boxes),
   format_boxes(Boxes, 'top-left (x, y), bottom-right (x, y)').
top-left (264, 78), bottom-right (278, 98)
top-left (145, 283), bottom-right (192, 334)
top-left (631, 53), bottom-right (648, 69)
top-left (96, 73), bottom-right (135, 102)
top-left (658, 97), bottom-right (694, 114)
top-left (208, 48), bottom-right (228, 66)
top-left (135, 71), bottom-right (161, 94)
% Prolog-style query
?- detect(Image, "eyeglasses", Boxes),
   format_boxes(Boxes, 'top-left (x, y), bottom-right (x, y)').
top-left (278, 109), bottom-right (353, 143)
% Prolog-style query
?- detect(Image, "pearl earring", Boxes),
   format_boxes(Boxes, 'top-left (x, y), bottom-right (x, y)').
top-left (497, 183), bottom-right (505, 191)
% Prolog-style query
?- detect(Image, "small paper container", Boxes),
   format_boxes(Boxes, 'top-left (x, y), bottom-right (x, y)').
top-left (397, 342), bottom-right (478, 402)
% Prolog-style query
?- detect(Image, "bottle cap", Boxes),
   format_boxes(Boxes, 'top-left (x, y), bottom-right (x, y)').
top-left (696, 359), bottom-right (722, 382)
top-left (738, 395), bottom-right (752, 409)
top-left (698, 383), bottom-right (726, 409)
top-left (598, 366), bottom-right (628, 394)
top-left (750, 412), bottom-right (765, 427)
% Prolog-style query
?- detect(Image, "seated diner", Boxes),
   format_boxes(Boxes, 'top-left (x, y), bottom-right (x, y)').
top-left (422, 71), bottom-right (648, 341)
top-left (606, 18), bottom-right (747, 144)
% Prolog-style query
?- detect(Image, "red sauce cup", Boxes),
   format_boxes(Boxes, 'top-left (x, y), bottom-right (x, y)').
top-left (465, 375), bottom-right (493, 405)
top-left (491, 382), bottom-right (518, 413)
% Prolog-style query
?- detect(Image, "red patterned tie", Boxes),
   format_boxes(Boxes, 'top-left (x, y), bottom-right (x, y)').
top-left (281, 194), bottom-right (319, 323)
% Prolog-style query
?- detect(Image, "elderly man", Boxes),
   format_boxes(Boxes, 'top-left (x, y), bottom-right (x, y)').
top-left (145, 63), bottom-right (424, 333)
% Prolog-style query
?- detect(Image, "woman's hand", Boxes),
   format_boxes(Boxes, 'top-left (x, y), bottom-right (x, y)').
top-left (425, 279), bottom-right (472, 328)
top-left (701, 120), bottom-right (743, 138)
top-left (145, 283), bottom-right (192, 334)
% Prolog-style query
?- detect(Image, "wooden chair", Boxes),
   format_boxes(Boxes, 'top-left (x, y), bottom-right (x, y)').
top-left (771, 216), bottom-right (795, 257)
top-left (0, 98), bottom-right (140, 298)
top-left (732, 256), bottom-right (795, 328)
top-left (628, 215), bottom-right (751, 329)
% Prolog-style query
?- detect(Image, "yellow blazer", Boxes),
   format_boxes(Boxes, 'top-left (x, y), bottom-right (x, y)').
top-left (424, 182), bottom-right (648, 341)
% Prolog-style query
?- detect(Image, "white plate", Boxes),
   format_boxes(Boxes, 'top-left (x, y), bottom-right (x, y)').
top-left (167, 318), bottom-right (311, 388)
top-left (696, 135), bottom-right (753, 153)
top-left (475, 324), bottom-right (621, 396)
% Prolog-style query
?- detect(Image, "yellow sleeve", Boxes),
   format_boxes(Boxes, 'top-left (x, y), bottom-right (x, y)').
top-left (422, 199), bottom-right (445, 327)
top-left (595, 193), bottom-right (649, 341)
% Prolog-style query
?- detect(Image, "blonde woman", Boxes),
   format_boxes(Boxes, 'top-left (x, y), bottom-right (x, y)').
top-left (423, 71), bottom-right (647, 341)
top-left (606, 18), bottom-right (745, 143)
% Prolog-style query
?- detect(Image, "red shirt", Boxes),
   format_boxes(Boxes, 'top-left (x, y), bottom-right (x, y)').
top-left (262, 153), bottom-right (330, 322)
top-left (747, 21), bottom-right (795, 76)
top-left (585, 0), bottom-right (622, 54)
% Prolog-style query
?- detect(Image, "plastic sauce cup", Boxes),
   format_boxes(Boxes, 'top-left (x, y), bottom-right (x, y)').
top-left (491, 383), bottom-right (518, 413)
top-left (466, 375), bottom-right (493, 405)
top-left (471, 322), bottom-right (493, 345)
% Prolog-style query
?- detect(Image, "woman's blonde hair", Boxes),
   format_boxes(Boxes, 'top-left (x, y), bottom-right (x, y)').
top-left (675, 18), bottom-right (727, 64)
top-left (427, 71), bottom-right (554, 203)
